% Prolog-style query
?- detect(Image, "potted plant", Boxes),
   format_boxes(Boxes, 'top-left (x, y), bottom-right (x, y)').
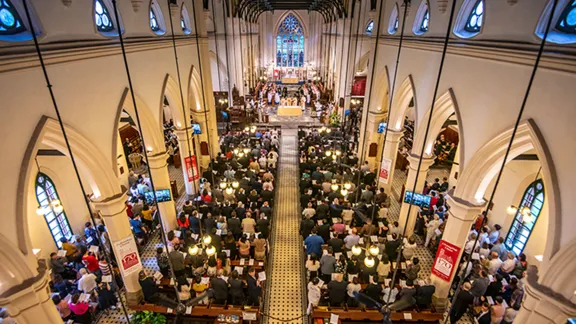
top-left (132, 311), bottom-right (167, 324)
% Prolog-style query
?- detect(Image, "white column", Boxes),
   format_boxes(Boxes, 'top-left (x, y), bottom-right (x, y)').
top-left (429, 197), bottom-right (483, 311)
top-left (0, 275), bottom-right (62, 323)
top-left (93, 193), bottom-right (143, 305)
top-left (174, 128), bottom-right (199, 196)
top-left (147, 152), bottom-right (177, 231)
top-left (378, 129), bottom-right (403, 193)
top-left (397, 154), bottom-right (435, 236)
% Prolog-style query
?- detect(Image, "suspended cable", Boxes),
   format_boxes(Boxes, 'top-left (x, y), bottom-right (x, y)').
top-left (237, 9), bottom-right (246, 93)
top-left (191, 0), bottom-right (217, 187)
top-left (210, 0), bottom-right (222, 91)
top-left (21, 0), bottom-right (132, 321)
top-left (444, 0), bottom-right (559, 320)
top-left (165, 0), bottom-right (198, 196)
top-left (221, 0), bottom-right (233, 102)
top-left (368, 0), bottom-right (409, 222)
top-left (110, 0), bottom-right (183, 306)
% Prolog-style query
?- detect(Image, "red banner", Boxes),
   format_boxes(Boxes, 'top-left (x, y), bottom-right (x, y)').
top-left (184, 155), bottom-right (199, 181)
top-left (431, 240), bottom-right (461, 282)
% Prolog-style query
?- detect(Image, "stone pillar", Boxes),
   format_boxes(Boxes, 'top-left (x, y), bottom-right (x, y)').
top-left (397, 154), bottom-right (435, 236)
top-left (377, 129), bottom-right (403, 193)
top-left (429, 197), bottom-right (484, 311)
top-left (93, 193), bottom-right (143, 306)
top-left (0, 275), bottom-right (62, 324)
top-left (174, 128), bottom-right (199, 196)
top-left (147, 152), bottom-right (177, 231)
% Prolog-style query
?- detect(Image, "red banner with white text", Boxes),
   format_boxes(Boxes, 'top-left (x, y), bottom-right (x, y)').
top-left (431, 240), bottom-right (461, 282)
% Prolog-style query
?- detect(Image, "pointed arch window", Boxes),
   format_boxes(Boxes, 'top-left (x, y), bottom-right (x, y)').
top-left (0, 0), bottom-right (26, 35)
top-left (366, 20), bottom-right (374, 35)
top-left (36, 173), bottom-right (73, 248)
top-left (413, 1), bottom-right (430, 35)
top-left (149, 0), bottom-right (165, 35)
top-left (464, 0), bottom-right (483, 33)
top-left (504, 179), bottom-right (544, 256)
top-left (388, 3), bottom-right (399, 35)
top-left (276, 13), bottom-right (305, 67)
top-left (94, 0), bottom-right (114, 33)
top-left (556, 0), bottom-right (576, 34)
top-left (150, 8), bottom-right (160, 32)
top-left (181, 5), bottom-right (191, 34)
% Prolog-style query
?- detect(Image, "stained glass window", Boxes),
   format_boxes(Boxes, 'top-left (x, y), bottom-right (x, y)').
top-left (366, 20), bottom-right (374, 35)
top-left (36, 173), bottom-right (73, 248)
top-left (464, 0), bottom-right (484, 33)
top-left (504, 179), bottom-right (544, 256)
top-left (420, 9), bottom-right (430, 33)
top-left (0, 0), bottom-right (26, 35)
top-left (150, 7), bottom-right (160, 32)
top-left (388, 4), bottom-right (399, 35)
top-left (94, 0), bottom-right (114, 33)
top-left (556, 0), bottom-right (576, 34)
top-left (276, 13), bottom-right (305, 67)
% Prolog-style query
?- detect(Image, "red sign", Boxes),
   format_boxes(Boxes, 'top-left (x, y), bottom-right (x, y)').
top-left (122, 252), bottom-right (139, 270)
top-left (185, 155), bottom-right (199, 181)
top-left (431, 240), bottom-right (461, 282)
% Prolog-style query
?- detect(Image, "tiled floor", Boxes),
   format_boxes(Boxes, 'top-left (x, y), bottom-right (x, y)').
top-left (263, 128), bottom-right (306, 324)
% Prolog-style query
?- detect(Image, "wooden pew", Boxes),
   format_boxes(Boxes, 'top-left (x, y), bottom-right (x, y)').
top-left (312, 306), bottom-right (443, 323)
top-left (132, 302), bottom-right (261, 323)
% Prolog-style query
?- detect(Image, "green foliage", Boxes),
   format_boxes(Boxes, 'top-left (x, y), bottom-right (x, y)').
top-left (132, 311), bottom-right (167, 324)
top-left (330, 110), bottom-right (340, 127)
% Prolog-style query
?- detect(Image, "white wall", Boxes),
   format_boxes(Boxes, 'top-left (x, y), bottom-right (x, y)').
top-left (483, 160), bottom-right (547, 265)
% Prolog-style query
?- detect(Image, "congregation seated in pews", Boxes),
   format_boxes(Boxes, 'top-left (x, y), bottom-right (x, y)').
top-left (298, 128), bottom-right (444, 322)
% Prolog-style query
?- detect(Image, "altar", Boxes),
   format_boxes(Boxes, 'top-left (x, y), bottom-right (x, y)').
top-left (282, 77), bottom-right (299, 84)
top-left (277, 105), bottom-right (302, 117)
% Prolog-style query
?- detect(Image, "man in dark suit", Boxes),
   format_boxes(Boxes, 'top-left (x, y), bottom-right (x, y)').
top-left (449, 282), bottom-right (474, 324)
top-left (256, 215), bottom-right (270, 238)
top-left (414, 280), bottom-right (436, 308)
top-left (246, 267), bottom-right (261, 306)
top-left (300, 218), bottom-right (315, 239)
top-left (385, 233), bottom-right (401, 261)
top-left (317, 222), bottom-right (331, 243)
top-left (327, 273), bottom-right (347, 306)
top-left (475, 302), bottom-right (491, 324)
top-left (228, 213), bottom-right (242, 240)
top-left (327, 233), bottom-right (344, 253)
top-left (316, 200), bottom-right (329, 220)
top-left (221, 202), bottom-right (234, 219)
top-left (210, 271), bottom-right (229, 304)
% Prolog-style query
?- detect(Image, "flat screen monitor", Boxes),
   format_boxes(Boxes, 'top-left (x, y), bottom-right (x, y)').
top-left (377, 122), bottom-right (387, 133)
top-left (144, 189), bottom-right (172, 203)
top-left (192, 123), bottom-right (202, 134)
top-left (404, 191), bottom-right (431, 208)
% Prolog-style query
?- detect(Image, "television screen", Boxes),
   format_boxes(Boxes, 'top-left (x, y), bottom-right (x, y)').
top-left (144, 189), bottom-right (172, 203)
top-left (404, 191), bottom-right (431, 208)
top-left (377, 122), bottom-right (387, 133)
top-left (192, 123), bottom-right (202, 134)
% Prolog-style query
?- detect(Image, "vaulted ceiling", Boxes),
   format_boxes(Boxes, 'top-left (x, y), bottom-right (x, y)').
top-left (233, 0), bottom-right (349, 22)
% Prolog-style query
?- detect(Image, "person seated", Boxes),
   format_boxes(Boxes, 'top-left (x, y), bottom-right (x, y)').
top-left (138, 271), bottom-right (181, 309)
top-left (52, 295), bottom-right (72, 321)
top-left (52, 273), bottom-right (75, 298)
top-left (414, 279), bottom-right (435, 308)
top-left (50, 252), bottom-right (76, 280)
top-left (388, 280), bottom-right (417, 311)
top-left (69, 293), bottom-right (92, 324)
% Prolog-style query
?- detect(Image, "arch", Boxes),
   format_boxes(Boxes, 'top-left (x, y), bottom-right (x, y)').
top-left (209, 50), bottom-right (230, 89)
top-left (411, 89), bottom-right (464, 166)
top-left (159, 74), bottom-right (186, 128)
top-left (453, 119), bottom-right (561, 263)
top-left (273, 10), bottom-right (308, 39)
top-left (17, 117), bottom-right (121, 255)
top-left (535, 0), bottom-right (576, 44)
top-left (453, 0), bottom-right (484, 38)
top-left (413, 0), bottom-right (430, 35)
top-left (0, 0), bottom-right (43, 42)
top-left (180, 3), bottom-right (191, 34)
top-left (93, 0), bottom-right (124, 37)
top-left (149, 0), bottom-right (166, 35)
top-left (0, 232), bottom-right (39, 296)
top-left (354, 51), bottom-right (371, 76)
top-left (388, 75), bottom-right (417, 131)
top-left (111, 88), bottom-right (166, 176)
top-left (388, 2), bottom-right (399, 35)
top-left (274, 12), bottom-right (306, 67)
top-left (368, 66), bottom-right (390, 113)
top-left (187, 65), bottom-right (204, 113)
top-left (365, 19), bottom-right (374, 35)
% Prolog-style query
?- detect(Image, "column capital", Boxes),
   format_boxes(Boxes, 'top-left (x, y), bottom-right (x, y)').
top-left (93, 192), bottom-right (128, 217)
top-left (174, 127), bottom-right (194, 141)
top-left (147, 152), bottom-right (168, 170)
top-left (384, 129), bottom-right (404, 143)
top-left (406, 154), bottom-right (435, 172)
top-left (447, 196), bottom-right (485, 222)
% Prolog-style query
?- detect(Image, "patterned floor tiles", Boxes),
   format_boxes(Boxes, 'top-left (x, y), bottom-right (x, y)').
top-left (263, 128), bottom-right (307, 324)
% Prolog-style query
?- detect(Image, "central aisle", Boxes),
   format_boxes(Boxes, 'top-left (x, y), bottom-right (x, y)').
top-left (264, 128), bottom-right (306, 324)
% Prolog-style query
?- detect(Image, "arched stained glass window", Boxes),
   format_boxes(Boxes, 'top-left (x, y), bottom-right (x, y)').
top-left (150, 7), bottom-right (160, 32)
top-left (94, 0), bottom-right (114, 33)
top-left (181, 5), bottom-right (191, 34)
top-left (276, 13), bottom-right (305, 67)
top-left (420, 9), bottom-right (430, 32)
top-left (0, 0), bottom-right (26, 35)
top-left (36, 173), bottom-right (73, 248)
top-left (366, 20), bottom-right (374, 35)
top-left (556, 0), bottom-right (576, 34)
top-left (464, 0), bottom-right (483, 33)
top-left (504, 179), bottom-right (544, 256)
top-left (388, 4), bottom-right (399, 35)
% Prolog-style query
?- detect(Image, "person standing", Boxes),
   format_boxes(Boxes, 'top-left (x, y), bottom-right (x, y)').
top-left (449, 282), bottom-right (474, 324)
